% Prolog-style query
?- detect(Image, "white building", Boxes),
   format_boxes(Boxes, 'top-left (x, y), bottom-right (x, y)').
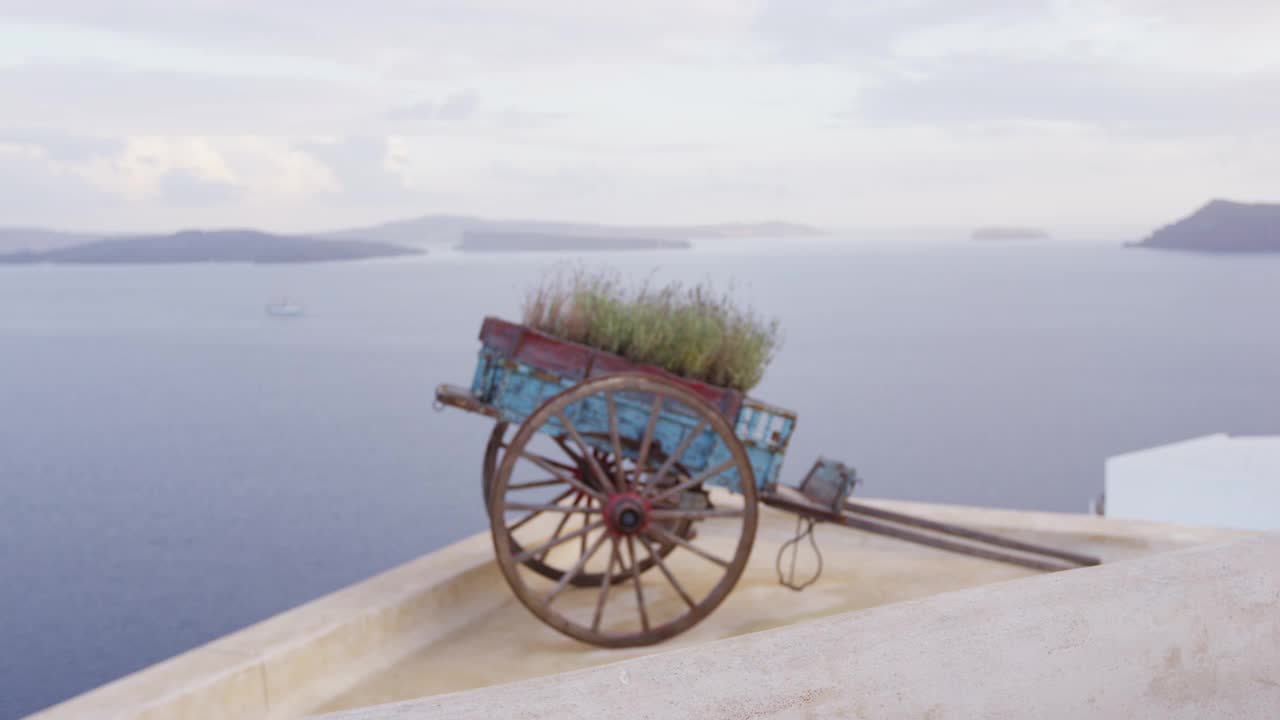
top-left (1104, 433), bottom-right (1280, 531)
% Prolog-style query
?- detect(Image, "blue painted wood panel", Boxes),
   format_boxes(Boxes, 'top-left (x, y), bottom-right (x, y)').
top-left (470, 349), bottom-right (796, 492)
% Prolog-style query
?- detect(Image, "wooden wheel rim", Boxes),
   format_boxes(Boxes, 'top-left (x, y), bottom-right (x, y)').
top-left (489, 374), bottom-right (758, 647)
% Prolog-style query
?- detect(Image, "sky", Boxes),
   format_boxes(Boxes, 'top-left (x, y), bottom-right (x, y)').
top-left (1, 0), bottom-right (1279, 234)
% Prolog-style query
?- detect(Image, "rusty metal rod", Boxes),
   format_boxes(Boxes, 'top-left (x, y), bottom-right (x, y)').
top-left (760, 494), bottom-right (1076, 573)
top-left (843, 500), bottom-right (1102, 567)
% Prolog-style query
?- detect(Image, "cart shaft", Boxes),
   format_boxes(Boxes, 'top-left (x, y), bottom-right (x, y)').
top-left (760, 487), bottom-right (1101, 573)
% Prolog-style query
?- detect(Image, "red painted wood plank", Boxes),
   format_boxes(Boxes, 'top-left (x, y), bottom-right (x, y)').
top-left (478, 316), bottom-right (742, 420)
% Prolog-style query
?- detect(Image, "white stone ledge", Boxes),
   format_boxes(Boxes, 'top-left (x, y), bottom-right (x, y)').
top-left (26, 532), bottom-right (503, 720)
top-left (25, 501), bottom-right (1256, 720)
top-left (319, 533), bottom-right (1280, 720)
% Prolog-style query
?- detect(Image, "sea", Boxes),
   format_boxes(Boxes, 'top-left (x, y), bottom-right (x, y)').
top-left (2, 238), bottom-right (1279, 717)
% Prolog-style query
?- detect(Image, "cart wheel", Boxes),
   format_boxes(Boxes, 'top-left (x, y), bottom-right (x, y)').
top-left (481, 422), bottom-right (508, 508)
top-left (489, 374), bottom-right (758, 647)
top-left (483, 421), bottom-right (691, 588)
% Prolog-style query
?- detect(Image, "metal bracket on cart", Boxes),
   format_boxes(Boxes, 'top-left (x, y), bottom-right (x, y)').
top-left (775, 458), bottom-right (859, 590)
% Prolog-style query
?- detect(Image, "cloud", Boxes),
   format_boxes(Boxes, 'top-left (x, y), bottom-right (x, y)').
top-left (493, 107), bottom-right (568, 131)
top-left (383, 91), bottom-right (567, 134)
top-left (846, 58), bottom-right (1280, 137)
top-left (2, 1), bottom-right (1280, 230)
top-left (0, 62), bottom-right (375, 135)
top-left (754, 0), bottom-right (1280, 138)
top-left (296, 136), bottom-right (423, 205)
top-left (0, 128), bottom-right (122, 162)
top-left (0, 135), bottom-right (344, 228)
top-left (0, 146), bottom-right (115, 219)
top-left (3, 2), bottom-right (756, 71)
top-left (437, 91), bottom-right (481, 121)
top-left (753, 0), bottom-right (1029, 63)
top-left (385, 90), bottom-right (480, 123)
top-left (155, 169), bottom-right (242, 206)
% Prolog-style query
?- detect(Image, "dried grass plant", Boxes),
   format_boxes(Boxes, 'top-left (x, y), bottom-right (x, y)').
top-left (522, 267), bottom-right (781, 392)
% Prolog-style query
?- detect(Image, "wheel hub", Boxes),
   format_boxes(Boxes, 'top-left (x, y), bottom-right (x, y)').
top-left (604, 492), bottom-right (650, 536)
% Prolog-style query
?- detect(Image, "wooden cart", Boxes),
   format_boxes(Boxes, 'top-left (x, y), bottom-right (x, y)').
top-left (437, 317), bottom-right (1099, 648)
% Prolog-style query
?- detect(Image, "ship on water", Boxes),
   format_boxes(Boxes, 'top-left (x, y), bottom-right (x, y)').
top-left (265, 298), bottom-right (305, 317)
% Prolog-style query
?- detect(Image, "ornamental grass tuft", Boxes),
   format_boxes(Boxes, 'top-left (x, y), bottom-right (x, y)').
top-left (521, 267), bottom-right (781, 392)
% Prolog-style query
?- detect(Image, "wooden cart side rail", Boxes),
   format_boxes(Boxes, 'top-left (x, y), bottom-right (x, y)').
top-left (435, 384), bottom-right (501, 419)
top-left (478, 316), bottom-right (748, 422)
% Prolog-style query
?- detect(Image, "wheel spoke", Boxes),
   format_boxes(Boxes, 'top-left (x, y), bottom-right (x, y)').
top-left (626, 535), bottom-right (650, 632)
top-left (639, 534), bottom-right (695, 608)
top-left (649, 420), bottom-right (708, 488)
top-left (513, 520), bottom-right (604, 563)
top-left (546, 458), bottom-right (582, 474)
top-left (525, 444), bottom-right (582, 474)
top-left (553, 435), bottom-right (585, 464)
top-left (634, 395), bottom-right (662, 477)
top-left (605, 392), bottom-right (627, 490)
top-left (648, 458), bottom-right (737, 503)
top-left (507, 477), bottom-right (568, 491)
top-left (648, 525), bottom-right (731, 568)
top-left (519, 450), bottom-right (604, 502)
top-left (545, 531), bottom-right (609, 605)
top-left (555, 411), bottom-right (617, 494)
top-left (592, 539), bottom-right (619, 631)
top-left (649, 508), bottom-right (743, 520)
top-left (537, 493), bottom-right (582, 561)
top-left (507, 488), bottom-right (574, 534)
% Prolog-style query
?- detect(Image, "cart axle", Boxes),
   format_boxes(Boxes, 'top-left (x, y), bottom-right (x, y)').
top-left (604, 492), bottom-right (650, 536)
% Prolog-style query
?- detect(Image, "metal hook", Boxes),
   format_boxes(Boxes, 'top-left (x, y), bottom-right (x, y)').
top-left (776, 515), bottom-right (823, 591)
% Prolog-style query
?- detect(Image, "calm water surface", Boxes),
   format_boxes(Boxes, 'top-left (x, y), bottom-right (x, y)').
top-left (2, 240), bottom-right (1278, 717)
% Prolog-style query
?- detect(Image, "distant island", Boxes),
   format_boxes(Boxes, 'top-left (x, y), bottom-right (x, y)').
top-left (325, 217), bottom-right (823, 249)
top-left (971, 226), bottom-right (1050, 241)
top-left (1132, 199), bottom-right (1280, 253)
top-left (0, 216), bottom-right (824, 264)
top-left (0, 227), bottom-right (98, 254)
top-left (458, 231), bottom-right (690, 253)
top-left (0, 230), bottom-right (422, 265)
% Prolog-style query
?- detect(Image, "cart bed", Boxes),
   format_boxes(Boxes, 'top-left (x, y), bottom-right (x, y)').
top-left (455, 317), bottom-right (796, 490)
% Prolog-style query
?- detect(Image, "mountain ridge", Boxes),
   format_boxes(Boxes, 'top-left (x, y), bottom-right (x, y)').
top-left (0, 229), bottom-right (422, 264)
top-left (0, 216), bottom-right (824, 255)
top-left (458, 231), bottom-right (690, 252)
top-left (323, 216), bottom-right (824, 248)
top-left (1133, 199), bottom-right (1280, 253)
